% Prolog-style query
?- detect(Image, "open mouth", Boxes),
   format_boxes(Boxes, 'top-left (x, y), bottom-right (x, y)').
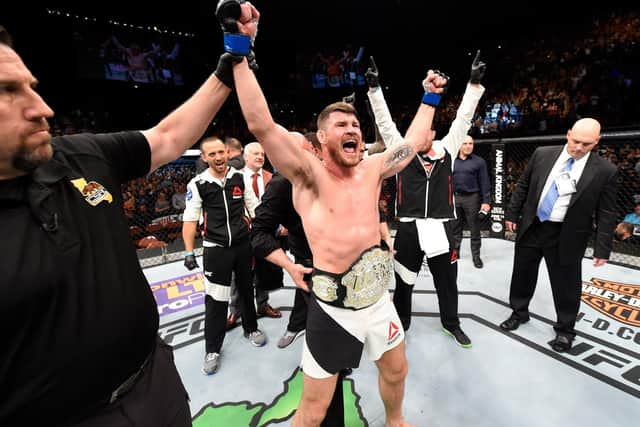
top-left (342, 140), bottom-right (358, 154)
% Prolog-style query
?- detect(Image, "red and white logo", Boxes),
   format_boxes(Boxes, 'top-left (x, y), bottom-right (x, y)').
top-left (388, 321), bottom-right (400, 343)
top-left (232, 186), bottom-right (243, 198)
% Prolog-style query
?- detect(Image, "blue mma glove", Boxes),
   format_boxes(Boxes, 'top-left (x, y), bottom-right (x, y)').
top-left (216, 0), bottom-right (251, 55)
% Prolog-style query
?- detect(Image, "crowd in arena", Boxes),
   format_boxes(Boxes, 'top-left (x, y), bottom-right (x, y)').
top-left (48, 9), bottom-right (639, 252)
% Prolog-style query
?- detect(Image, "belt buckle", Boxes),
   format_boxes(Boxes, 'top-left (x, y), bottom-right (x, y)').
top-left (342, 248), bottom-right (391, 309)
top-left (312, 275), bottom-right (339, 303)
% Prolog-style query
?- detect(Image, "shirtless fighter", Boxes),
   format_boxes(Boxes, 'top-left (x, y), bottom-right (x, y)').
top-left (215, 2), bottom-right (448, 425)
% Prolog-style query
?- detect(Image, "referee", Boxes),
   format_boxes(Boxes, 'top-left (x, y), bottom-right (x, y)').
top-left (451, 135), bottom-right (491, 268)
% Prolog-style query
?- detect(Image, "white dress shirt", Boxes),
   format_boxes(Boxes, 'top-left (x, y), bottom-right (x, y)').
top-left (538, 145), bottom-right (590, 222)
top-left (243, 167), bottom-right (265, 199)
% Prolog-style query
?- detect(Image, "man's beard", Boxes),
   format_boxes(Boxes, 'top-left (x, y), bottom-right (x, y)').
top-left (327, 145), bottom-right (358, 168)
top-left (12, 144), bottom-right (52, 173)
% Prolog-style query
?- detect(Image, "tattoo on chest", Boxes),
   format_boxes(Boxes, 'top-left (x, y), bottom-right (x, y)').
top-left (385, 145), bottom-right (414, 167)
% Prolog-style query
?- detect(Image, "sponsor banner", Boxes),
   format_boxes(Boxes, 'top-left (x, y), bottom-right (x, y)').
top-left (159, 312), bottom-right (206, 348)
top-left (581, 278), bottom-right (640, 327)
top-left (489, 143), bottom-right (505, 238)
top-left (574, 277), bottom-right (640, 395)
top-left (150, 272), bottom-right (205, 316)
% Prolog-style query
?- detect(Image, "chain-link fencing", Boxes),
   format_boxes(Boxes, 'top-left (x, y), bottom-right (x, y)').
top-left (477, 129), bottom-right (640, 269)
top-left (128, 131), bottom-right (640, 270)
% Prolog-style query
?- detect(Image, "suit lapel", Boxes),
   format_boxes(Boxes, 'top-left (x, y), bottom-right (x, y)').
top-left (568, 154), bottom-right (598, 208)
top-left (263, 170), bottom-right (272, 188)
top-left (534, 147), bottom-right (563, 202)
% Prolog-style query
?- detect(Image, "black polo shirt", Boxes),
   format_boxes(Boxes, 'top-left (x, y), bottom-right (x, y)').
top-left (0, 131), bottom-right (158, 425)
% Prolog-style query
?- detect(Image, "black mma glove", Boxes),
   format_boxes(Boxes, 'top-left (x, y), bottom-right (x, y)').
top-left (215, 53), bottom-right (236, 89)
top-left (342, 92), bottom-right (355, 105)
top-left (469, 49), bottom-right (486, 84)
top-left (364, 56), bottom-right (379, 88)
top-left (184, 252), bottom-right (199, 270)
top-left (421, 70), bottom-right (450, 107)
top-left (477, 208), bottom-right (490, 222)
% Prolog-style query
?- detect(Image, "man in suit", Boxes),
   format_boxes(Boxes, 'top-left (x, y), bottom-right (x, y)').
top-left (499, 118), bottom-right (618, 353)
top-left (228, 142), bottom-right (283, 328)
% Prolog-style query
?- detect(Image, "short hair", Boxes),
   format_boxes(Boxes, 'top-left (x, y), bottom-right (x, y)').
top-left (316, 102), bottom-right (359, 130)
top-left (200, 136), bottom-right (223, 152)
top-left (304, 131), bottom-right (321, 152)
top-left (224, 137), bottom-right (243, 152)
top-left (0, 26), bottom-right (13, 47)
top-left (619, 222), bottom-right (634, 235)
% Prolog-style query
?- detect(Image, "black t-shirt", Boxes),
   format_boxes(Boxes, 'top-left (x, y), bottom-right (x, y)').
top-left (0, 131), bottom-right (157, 425)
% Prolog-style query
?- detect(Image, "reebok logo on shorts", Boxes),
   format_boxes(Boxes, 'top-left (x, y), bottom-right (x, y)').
top-left (388, 321), bottom-right (400, 344)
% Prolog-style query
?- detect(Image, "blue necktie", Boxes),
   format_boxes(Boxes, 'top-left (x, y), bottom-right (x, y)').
top-left (537, 157), bottom-right (575, 222)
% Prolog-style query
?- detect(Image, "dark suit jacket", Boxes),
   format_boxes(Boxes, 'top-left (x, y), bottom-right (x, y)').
top-left (506, 145), bottom-right (618, 263)
top-left (247, 167), bottom-right (281, 290)
top-left (251, 173), bottom-right (311, 261)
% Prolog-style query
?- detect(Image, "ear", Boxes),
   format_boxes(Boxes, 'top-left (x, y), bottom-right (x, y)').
top-left (317, 129), bottom-right (327, 145)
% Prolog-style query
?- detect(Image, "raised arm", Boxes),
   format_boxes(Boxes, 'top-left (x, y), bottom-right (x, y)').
top-left (142, 57), bottom-right (232, 172)
top-left (439, 50), bottom-right (486, 155)
top-left (365, 57), bottom-right (404, 148)
top-left (217, 1), bottom-right (314, 184)
top-left (377, 70), bottom-right (448, 179)
top-left (232, 58), bottom-right (313, 183)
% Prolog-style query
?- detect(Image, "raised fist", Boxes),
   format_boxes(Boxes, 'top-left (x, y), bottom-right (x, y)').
top-left (469, 49), bottom-right (486, 84)
top-left (236, 2), bottom-right (260, 42)
top-left (216, 0), bottom-right (259, 54)
top-left (421, 70), bottom-right (449, 107)
top-left (364, 56), bottom-right (379, 88)
top-left (216, 0), bottom-right (244, 33)
top-left (423, 69), bottom-right (449, 94)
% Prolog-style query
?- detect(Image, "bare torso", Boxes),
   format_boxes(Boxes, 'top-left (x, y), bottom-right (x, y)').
top-left (292, 158), bottom-right (383, 274)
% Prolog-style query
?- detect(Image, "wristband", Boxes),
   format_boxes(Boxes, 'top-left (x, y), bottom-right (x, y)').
top-left (421, 92), bottom-right (441, 107)
top-left (184, 251), bottom-right (194, 257)
top-left (223, 33), bottom-right (251, 56)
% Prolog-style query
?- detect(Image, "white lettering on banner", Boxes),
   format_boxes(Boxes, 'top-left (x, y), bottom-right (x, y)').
top-left (494, 149), bottom-right (503, 205)
top-left (157, 292), bottom-right (205, 315)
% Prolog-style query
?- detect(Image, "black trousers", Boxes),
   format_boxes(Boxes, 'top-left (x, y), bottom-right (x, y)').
top-left (73, 337), bottom-right (191, 427)
top-left (508, 219), bottom-right (582, 338)
top-left (451, 192), bottom-right (482, 258)
top-left (393, 221), bottom-right (460, 331)
top-left (287, 256), bottom-right (312, 332)
top-left (203, 240), bottom-right (258, 353)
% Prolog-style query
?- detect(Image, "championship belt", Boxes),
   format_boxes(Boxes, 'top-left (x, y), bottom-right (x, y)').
top-left (311, 247), bottom-right (392, 310)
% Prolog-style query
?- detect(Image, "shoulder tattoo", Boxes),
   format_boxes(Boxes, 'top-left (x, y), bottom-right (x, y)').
top-left (384, 144), bottom-right (414, 167)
